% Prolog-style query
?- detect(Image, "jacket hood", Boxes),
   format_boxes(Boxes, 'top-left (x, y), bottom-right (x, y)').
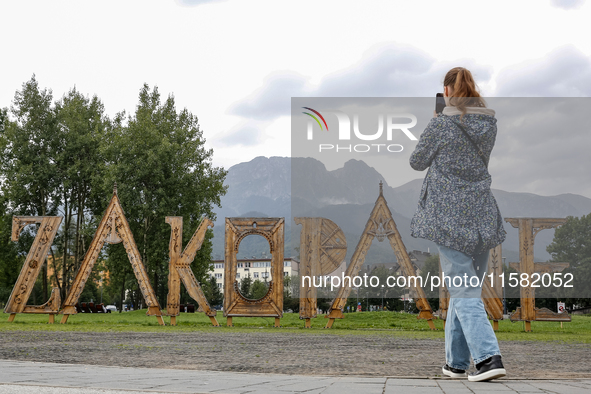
top-left (442, 106), bottom-right (495, 117)
top-left (442, 106), bottom-right (497, 144)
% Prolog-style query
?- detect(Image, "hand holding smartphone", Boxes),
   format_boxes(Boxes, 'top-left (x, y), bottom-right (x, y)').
top-left (436, 93), bottom-right (446, 114)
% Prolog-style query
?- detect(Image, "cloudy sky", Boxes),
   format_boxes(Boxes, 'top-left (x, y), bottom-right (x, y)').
top-left (1, 0), bottom-right (590, 197)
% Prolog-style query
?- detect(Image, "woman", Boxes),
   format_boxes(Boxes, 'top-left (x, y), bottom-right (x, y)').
top-left (409, 67), bottom-right (507, 382)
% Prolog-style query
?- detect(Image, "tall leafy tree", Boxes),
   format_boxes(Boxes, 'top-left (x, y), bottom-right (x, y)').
top-left (547, 214), bottom-right (591, 309)
top-left (102, 84), bottom-right (226, 306)
top-left (0, 76), bottom-right (60, 301)
top-left (0, 107), bottom-right (7, 134)
top-left (203, 275), bottom-right (223, 307)
top-left (239, 273), bottom-right (253, 299)
top-left (0, 80), bottom-right (226, 310)
top-left (250, 279), bottom-right (268, 300)
top-left (0, 200), bottom-right (21, 304)
top-left (0, 75), bottom-right (60, 217)
top-left (52, 88), bottom-right (109, 298)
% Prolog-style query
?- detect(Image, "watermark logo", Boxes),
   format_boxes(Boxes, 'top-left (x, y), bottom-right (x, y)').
top-left (302, 107), bottom-right (418, 153)
top-left (302, 107), bottom-right (329, 133)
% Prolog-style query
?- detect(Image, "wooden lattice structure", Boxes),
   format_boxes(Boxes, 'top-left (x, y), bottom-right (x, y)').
top-left (61, 187), bottom-right (165, 325)
top-left (4, 216), bottom-right (63, 323)
top-left (223, 217), bottom-right (284, 327)
top-left (165, 216), bottom-right (219, 326)
top-left (321, 182), bottom-right (436, 329)
top-left (505, 217), bottom-right (571, 332)
top-left (483, 245), bottom-right (504, 329)
top-left (296, 217), bottom-right (347, 328)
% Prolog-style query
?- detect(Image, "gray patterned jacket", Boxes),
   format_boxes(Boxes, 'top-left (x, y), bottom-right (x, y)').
top-left (409, 106), bottom-right (506, 256)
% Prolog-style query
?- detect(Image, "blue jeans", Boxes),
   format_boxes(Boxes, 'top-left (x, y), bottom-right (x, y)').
top-left (438, 243), bottom-right (501, 369)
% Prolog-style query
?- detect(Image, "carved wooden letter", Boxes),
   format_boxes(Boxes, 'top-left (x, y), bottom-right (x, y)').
top-left (326, 182), bottom-right (435, 330)
top-left (318, 182), bottom-right (436, 329)
top-left (295, 217), bottom-right (347, 327)
top-left (165, 216), bottom-right (219, 326)
top-left (223, 217), bottom-right (284, 327)
top-left (4, 216), bottom-right (63, 323)
top-left (505, 217), bottom-right (570, 331)
top-left (60, 189), bottom-right (164, 325)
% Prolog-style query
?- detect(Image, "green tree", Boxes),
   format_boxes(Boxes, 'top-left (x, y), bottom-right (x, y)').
top-left (0, 79), bottom-right (109, 303)
top-left (203, 275), bottom-right (223, 307)
top-left (0, 76), bottom-right (61, 302)
top-left (0, 202), bottom-right (21, 305)
top-left (0, 107), bottom-right (7, 134)
top-left (239, 273), bottom-right (253, 299)
top-left (0, 80), bottom-right (226, 312)
top-left (0, 75), bottom-right (60, 217)
top-left (250, 279), bottom-right (268, 300)
top-left (101, 84), bottom-right (226, 307)
top-left (547, 214), bottom-right (591, 309)
top-left (52, 88), bottom-right (109, 299)
top-left (283, 274), bottom-right (300, 313)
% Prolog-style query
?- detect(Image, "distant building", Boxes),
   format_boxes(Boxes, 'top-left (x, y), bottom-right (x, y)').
top-left (211, 257), bottom-right (299, 291)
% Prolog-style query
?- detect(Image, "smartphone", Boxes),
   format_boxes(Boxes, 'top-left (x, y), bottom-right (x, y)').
top-left (436, 93), bottom-right (446, 114)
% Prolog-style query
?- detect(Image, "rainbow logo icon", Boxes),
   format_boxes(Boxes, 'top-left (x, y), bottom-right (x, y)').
top-left (302, 107), bottom-right (329, 131)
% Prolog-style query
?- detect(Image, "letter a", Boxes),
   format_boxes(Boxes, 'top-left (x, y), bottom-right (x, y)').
top-left (61, 187), bottom-right (165, 325)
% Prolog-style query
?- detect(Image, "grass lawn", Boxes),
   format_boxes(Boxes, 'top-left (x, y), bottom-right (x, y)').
top-left (2, 310), bottom-right (590, 343)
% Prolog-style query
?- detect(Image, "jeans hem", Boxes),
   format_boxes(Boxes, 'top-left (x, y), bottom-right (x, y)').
top-left (447, 362), bottom-right (470, 371)
top-left (473, 352), bottom-right (502, 366)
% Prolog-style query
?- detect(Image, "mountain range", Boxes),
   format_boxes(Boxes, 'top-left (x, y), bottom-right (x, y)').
top-left (210, 156), bottom-right (591, 265)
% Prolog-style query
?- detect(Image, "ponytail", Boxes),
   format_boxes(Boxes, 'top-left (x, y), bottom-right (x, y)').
top-left (443, 67), bottom-right (486, 121)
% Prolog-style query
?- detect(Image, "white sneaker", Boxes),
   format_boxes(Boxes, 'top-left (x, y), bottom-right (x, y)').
top-left (442, 364), bottom-right (467, 378)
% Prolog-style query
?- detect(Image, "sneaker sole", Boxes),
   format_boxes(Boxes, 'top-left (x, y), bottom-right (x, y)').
top-left (468, 368), bottom-right (506, 382)
top-left (442, 366), bottom-right (467, 378)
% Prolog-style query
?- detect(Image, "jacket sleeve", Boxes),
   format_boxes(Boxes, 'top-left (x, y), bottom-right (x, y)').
top-left (409, 118), bottom-right (442, 171)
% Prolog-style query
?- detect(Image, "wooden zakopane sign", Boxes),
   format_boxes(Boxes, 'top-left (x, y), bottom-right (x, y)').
top-left (505, 217), bottom-right (571, 332)
top-left (61, 188), bottom-right (165, 325)
top-left (165, 216), bottom-right (219, 326)
top-left (483, 245), bottom-right (504, 329)
top-left (295, 217), bottom-right (347, 328)
top-left (299, 182), bottom-right (436, 329)
top-left (223, 217), bottom-right (284, 327)
top-left (4, 216), bottom-right (63, 323)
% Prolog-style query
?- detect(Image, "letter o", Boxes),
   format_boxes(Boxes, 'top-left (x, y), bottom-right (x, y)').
top-left (387, 144), bottom-right (404, 152)
top-left (353, 276), bottom-right (363, 287)
top-left (354, 144), bottom-right (370, 152)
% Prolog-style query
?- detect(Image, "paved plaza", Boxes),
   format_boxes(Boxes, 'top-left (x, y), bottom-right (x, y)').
top-left (0, 360), bottom-right (590, 394)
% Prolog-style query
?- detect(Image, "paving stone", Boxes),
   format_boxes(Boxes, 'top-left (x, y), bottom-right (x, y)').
top-left (502, 381), bottom-right (546, 392)
top-left (385, 378), bottom-right (438, 386)
top-left (2, 360), bottom-right (591, 394)
top-left (462, 381), bottom-right (514, 391)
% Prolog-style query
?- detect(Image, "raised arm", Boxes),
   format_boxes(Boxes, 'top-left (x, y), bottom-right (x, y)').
top-left (409, 118), bottom-right (442, 171)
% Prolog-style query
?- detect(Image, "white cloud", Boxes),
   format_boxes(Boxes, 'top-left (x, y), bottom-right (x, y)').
top-left (550, 0), bottom-right (585, 9)
top-left (230, 43), bottom-right (492, 121)
top-left (494, 45), bottom-right (591, 97)
top-left (215, 120), bottom-right (268, 147)
top-left (230, 71), bottom-right (308, 121)
top-left (487, 98), bottom-right (591, 198)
